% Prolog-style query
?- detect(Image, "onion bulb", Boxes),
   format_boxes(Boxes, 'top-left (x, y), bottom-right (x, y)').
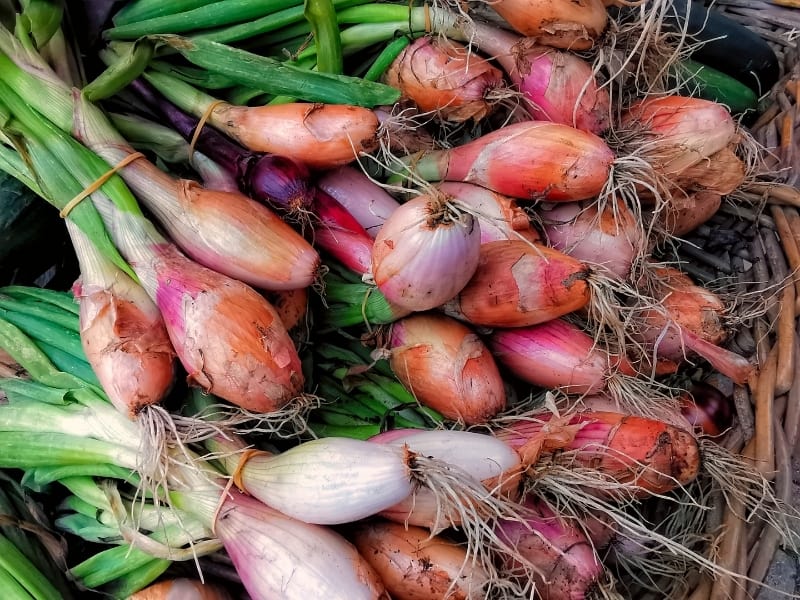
top-left (384, 35), bottom-right (506, 122)
top-left (388, 312), bottom-right (506, 424)
top-left (371, 191), bottom-right (481, 311)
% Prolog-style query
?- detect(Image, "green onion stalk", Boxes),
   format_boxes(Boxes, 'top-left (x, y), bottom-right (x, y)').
top-left (0, 40), bottom-right (311, 421)
top-left (0, 471), bottom-right (75, 600)
top-left (0, 27), bottom-right (322, 294)
top-left (0, 110), bottom-right (178, 420)
top-left (320, 261), bottom-right (410, 330)
top-left (306, 337), bottom-right (444, 439)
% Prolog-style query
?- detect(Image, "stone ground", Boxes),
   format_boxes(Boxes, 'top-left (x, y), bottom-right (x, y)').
top-left (758, 453), bottom-right (800, 599)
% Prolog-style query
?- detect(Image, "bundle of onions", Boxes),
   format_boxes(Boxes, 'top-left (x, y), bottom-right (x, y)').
top-left (496, 497), bottom-right (606, 600)
top-left (371, 190), bottom-right (481, 311)
top-left (386, 312), bottom-right (506, 424)
top-left (72, 94), bottom-right (320, 292)
top-left (436, 182), bottom-right (540, 244)
top-left (69, 220), bottom-right (176, 418)
top-left (127, 77), bottom-right (377, 274)
top-left (393, 121), bottom-right (615, 202)
top-left (486, 0), bottom-right (608, 50)
top-left (350, 520), bottom-right (490, 600)
top-left (171, 488), bottom-right (389, 600)
top-left (316, 165), bottom-right (400, 238)
top-left (143, 72), bottom-right (380, 169)
top-left (383, 35), bottom-right (506, 123)
top-left (539, 198), bottom-right (644, 280)
top-left (495, 410), bottom-right (701, 498)
top-left (129, 578), bottom-right (233, 600)
top-left (127, 77), bottom-right (314, 212)
top-left (442, 240), bottom-right (591, 328)
top-left (632, 266), bottom-right (754, 385)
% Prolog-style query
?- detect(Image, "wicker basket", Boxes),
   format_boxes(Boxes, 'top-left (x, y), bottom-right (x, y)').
top-left (672, 2), bottom-right (800, 599)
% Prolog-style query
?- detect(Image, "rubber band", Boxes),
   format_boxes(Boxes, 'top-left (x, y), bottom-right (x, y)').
top-left (189, 99), bottom-right (226, 160)
top-left (59, 152), bottom-right (145, 219)
top-left (231, 448), bottom-right (265, 492)
top-left (424, 3), bottom-right (431, 33)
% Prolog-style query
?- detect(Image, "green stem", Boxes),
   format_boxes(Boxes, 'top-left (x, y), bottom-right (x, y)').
top-left (304, 0), bottom-right (342, 74)
top-left (0, 534), bottom-right (67, 600)
top-left (308, 422), bottom-right (380, 439)
top-left (0, 287), bottom-right (79, 316)
top-left (0, 295), bottom-right (78, 333)
top-left (33, 341), bottom-right (101, 387)
top-left (0, 432), bottom-right (138, 471)
top-left (106, 0), bottom-right (304, 39)
top-left (102, 558), bottom-right (171, 599)
top-left (147, 33), bottom-right (400, 106)
top-left (112, 0), bottom-right (219, 26)
top-left (364, 35), bottom-right (411, 81)
top-left (0, 564), bottom-right (35, 600)
top-left (191, 0), bottom-right (368, 45)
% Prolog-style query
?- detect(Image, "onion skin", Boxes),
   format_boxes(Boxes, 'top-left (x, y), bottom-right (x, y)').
top-left (74, 278), bottom-right (176, 418)
top-left (408, 121), bottom-right (614, 202)
top-left (389, 313), bottom-right (506, 424)
top-left (657, 190), bottom-right (722, 237)
top-left (372, 193), bottom-right (481, 311)
top-left (478, 29), bottom-right (609, 133)
top-left (313, 188), bottom-right (375, 275)
top-left (141, 243), bottom-right (304, 413)
top-left (372, 429), bottom-right (523, 529)
top-left (489, 0), bottom-right (608, 50)
top-left (214, 492), bottom-right (390, 600)
top-left (442, 241), bottom-right (591, 328)
top-left (384, 36), bottom-right (505, 122)
top-left (496, 499), bottom-right (604, 600)
top-left (264, 287), bottom-right (308, 333)
top-left (350, 520), bottom-right (490, 600)
top-left (436, 182), bottom-right (540, 244)
top-left (635, 266), bottom-right (754, 384)
top-left (496, 411), bottom-right (701, 497)
top-left (673, 145), bottom-right (746, 196)
top-left (488, 319), bottom-right (636, 395)
top-left (128, 578), bottom-right (233, 600)
top-left (540, 199), bottom-right (642, 280)
top-left (213, 102), bottom-right (380, 169)
top-left (620, 95), bottom-right (737, 176)
top-left (316, 166), bottom-right (400, 238)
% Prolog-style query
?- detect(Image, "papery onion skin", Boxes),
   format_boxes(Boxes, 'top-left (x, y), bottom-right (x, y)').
top-left (495, 411), bottom-right (701, 497)
top-left (350, 520), bottom-right (490, 600)
top-left (264, 287), bottom-right (308, 333)
top-left (488, 319), bottom-right (636, 395)
top-left (436, 182), bottom-right (540, 244)
top-left (372, 193), bottom-right (481, 311)
top-left (406, 121), bottom-right (615, 202)
top-left (657, 190), bottom-right (722, 237)
top-left (540, 199), bottom-right (642, 280)
top-left (74, 278), bottom-right (176, 418)
top-left (489, 0), bottom-right (608, 50)
top-left (214, 492), bottom-right (390, 600)
top-left (496, 498), bottom-right (605, 600)
top-left (384, 35), bottom-right (505, 122)
top-left (442, 240), bottom-right (591, 328)
top-left (139, 243), bottom-right (304, 412)
top-left (372, 429), bottom-right (522, 529)
top-left (128, 578), bottom-right (233, 600)
top-left (214, 102), bottom-right (380, 169)
top-left (620, 95), bottom-right (737, 176)
top-left (634, 266), bottom-right (754, 384)
top-left (389, 313), bottom-right (506, 424)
